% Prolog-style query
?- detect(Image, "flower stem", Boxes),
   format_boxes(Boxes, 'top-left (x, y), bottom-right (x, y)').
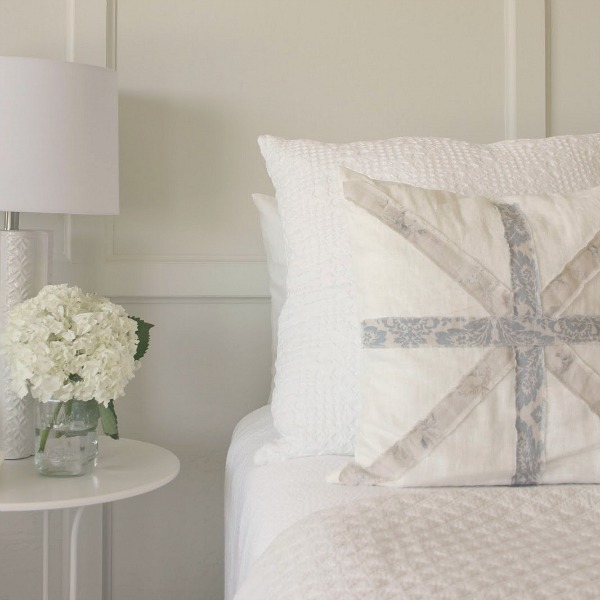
top-left (38, 401), bottom-right (67, 453)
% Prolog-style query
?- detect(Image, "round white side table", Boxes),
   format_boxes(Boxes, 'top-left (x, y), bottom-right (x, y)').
top-left (0, 438), bottom-right (180, 600)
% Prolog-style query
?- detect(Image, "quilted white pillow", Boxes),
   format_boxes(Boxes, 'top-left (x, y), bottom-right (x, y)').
top-left (252, 194), bottom-right (287, 402)
top-left (257, 133), bottom-right (600, 462)
top-left (333, 169), bottom-right (600, 486)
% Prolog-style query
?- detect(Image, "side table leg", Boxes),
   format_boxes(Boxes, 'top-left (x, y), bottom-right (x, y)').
top-left (62, 508), bottom-right (71, 600)
top-left (102, 503), bottom-right (113, 600)
top-left (43, 510), bottom-right (49, 600)
top-left (69, 506), bottom-right (86, 600)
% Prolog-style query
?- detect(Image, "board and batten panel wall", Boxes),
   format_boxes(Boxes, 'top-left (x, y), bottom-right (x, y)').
top-left (0, 1), bottom-right (598, 599)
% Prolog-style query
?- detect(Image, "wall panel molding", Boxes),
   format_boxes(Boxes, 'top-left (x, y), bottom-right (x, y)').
top-left (67, 0), bottom-right (269, 298)
top-left (65, 0), bottom-right (269, 297)
top-left (104, 219), bottom-right (265, 263)
top-left (504, 0), bottom-right (517, 139)
top-left (70, 0), bottom-right (552, 299)
top-left (106, 0), bottom-right (117, 70)
top-left (544, 0), bottom-right (552, 136)
top-left (110, 295), bottom-right (270, 305)
top-left (504, 0), bottom-right (548, 140)
top-left (71, 257), bottom-right (270, 298)
top-left (65, 0), bottom-right (554, 299)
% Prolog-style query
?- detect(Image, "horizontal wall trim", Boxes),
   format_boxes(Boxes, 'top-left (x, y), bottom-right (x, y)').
top-left (72, 260), bottom-right (270, 298)
top-left (109, 295), bottom-right (271, 305)
top-left (105, 253), bottom-right (268, 264)
top-left (105, 219), bottom-right (266, 264)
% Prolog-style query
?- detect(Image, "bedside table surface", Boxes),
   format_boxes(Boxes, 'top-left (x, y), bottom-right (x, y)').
top-left (0, 438), bottom-right (180, 511)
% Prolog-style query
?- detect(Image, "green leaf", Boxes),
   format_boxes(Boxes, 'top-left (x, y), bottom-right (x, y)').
top-left (88, 400), bottom-right (101, 424)
top-left (98, 400), bottom-right (119, 440)
top-left (131, 316), bottom-right (154, 361)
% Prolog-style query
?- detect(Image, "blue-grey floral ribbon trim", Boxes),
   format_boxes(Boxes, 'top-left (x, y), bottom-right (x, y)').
top-left (340, 195), bottom-right (600, 487)
top-left (496, 203), bottom-right (546, 485)
top-left (363, 315), bottom-right (600, 349)
top-left (496, 203), bottom-right (543, 317)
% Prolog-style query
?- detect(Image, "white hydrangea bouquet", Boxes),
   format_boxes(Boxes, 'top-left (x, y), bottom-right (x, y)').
top-left (1, 284), bottom-right (152, 441)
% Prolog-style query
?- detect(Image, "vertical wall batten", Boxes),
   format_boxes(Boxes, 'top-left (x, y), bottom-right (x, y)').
top-left (66, 0), bottom-right (75, 62)
top-left (544, 0), bottom-right (552, 136)
top-left (106, 0), bottom-right (117, 70)
top-left (504, 0), bottom-right (517, 140)
top-left (63, 0), bottom-right (76, 261)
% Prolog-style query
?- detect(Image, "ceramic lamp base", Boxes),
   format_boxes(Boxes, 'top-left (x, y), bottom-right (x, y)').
top-left (0, 230), bottom-right (49, 459)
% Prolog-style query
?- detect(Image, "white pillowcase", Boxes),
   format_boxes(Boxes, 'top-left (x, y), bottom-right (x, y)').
top-left (257, 133), bottom-right (600, 462)
top-left (252, 194), bottom-right (287, 401)
top-left (332, 169), bottom-right (600, 487)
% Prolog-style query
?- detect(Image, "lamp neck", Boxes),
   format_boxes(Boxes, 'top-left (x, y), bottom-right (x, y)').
top-left (3, 212), bottom-right (20, 231)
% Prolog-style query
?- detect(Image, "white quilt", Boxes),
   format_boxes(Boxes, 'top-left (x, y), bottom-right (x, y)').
top-left (235, 484), bottom-right (600, 599)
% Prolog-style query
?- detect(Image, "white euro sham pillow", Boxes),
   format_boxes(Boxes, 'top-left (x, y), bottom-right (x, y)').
top-left (252, 194), bottom-right (287, 401)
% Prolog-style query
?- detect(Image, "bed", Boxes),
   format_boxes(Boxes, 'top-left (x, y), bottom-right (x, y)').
top-left (225, 132), bottom-right (600, 599)
top-left (226, 406), bottom-right (600, 599)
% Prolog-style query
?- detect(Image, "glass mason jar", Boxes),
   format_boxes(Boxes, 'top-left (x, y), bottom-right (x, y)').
top-left (35, 399), bottom-right (99, 477)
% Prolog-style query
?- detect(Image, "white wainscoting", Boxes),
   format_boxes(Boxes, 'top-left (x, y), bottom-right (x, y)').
top-left (0, 1), bottom-right (599, 599)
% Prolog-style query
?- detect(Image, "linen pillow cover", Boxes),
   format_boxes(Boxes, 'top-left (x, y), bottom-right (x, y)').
top-left (334, 168), bottom-right (600, 487)
top-left (257, 133), bottom-right (600, 463)
top-left (252, 194), bottom-right (287, 401)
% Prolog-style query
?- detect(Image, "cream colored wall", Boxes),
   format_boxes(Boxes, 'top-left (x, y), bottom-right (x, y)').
top-left (0, 1), bottom-right (598, 599)
top-left (548, 0), bottom-right (600, 135)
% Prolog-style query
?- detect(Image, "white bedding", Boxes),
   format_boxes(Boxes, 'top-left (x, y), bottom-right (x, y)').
top-left (236, 484), bottom-right (600, 600)
top-left (226, 407), bottom-right (600, 600)
top-left (224, 406), bottom-right (398, 599)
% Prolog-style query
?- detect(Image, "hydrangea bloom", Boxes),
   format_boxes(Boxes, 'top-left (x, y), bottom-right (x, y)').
top-left (1, 284), bottom-right (141, 406)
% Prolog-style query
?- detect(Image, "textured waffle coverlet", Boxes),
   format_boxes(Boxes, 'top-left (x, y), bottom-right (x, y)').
top-left (235, 485), bottom-right (600, 599)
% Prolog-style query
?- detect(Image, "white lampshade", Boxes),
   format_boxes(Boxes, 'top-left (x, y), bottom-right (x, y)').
top-left (0, 56), bottom-right (119, 215)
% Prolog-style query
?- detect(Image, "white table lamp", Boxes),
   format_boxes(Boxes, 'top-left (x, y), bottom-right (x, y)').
top-left (0, 57), bottom-right (119, 459)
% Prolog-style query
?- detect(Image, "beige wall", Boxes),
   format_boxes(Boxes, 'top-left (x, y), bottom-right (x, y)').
top-left (0, 1), bottom-right (598, 598)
